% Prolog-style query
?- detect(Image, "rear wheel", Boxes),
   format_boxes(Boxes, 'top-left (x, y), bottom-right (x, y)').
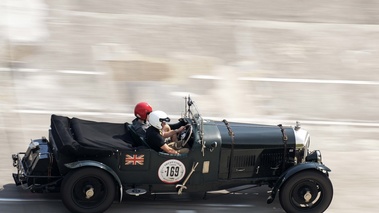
top-left (61, 167), bottom-right (116, 213)
top-left (279, 170), bottom-right (333, 213)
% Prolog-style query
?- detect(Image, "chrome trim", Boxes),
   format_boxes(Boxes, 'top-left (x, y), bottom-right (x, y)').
top-left (293, 128), bottom-right (311, 162)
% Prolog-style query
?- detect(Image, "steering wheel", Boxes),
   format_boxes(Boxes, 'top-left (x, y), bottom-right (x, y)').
top-left (178, 124), bottom-right (193, 147)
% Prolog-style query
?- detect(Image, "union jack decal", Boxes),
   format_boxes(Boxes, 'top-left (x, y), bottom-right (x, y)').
top-left (125, 154), bottom-right (144, 166)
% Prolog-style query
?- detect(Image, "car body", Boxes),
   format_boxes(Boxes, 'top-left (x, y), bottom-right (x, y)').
top-left (12, 96), bottom-right (333, 213)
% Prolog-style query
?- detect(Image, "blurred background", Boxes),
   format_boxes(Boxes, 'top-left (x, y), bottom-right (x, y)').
top-left (2, 0), bottom-right (379, 121)
top-left (1, 1), bottom-right (379, 212)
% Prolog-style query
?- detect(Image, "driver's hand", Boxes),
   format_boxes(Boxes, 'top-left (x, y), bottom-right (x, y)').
top-left (178, 126), bottom-right (185, 132)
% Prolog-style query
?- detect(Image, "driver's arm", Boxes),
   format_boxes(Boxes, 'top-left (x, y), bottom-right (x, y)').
top-left (160, 144), bottom-right (178, 154)
top-left (162, 125), bottom-right (185, 138)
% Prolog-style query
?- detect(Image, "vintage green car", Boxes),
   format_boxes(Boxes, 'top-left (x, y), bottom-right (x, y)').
top-left (12, 96), bottom-right (333, 213)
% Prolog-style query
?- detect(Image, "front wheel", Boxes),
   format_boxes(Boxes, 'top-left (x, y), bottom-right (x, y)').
top-left (279, 170), bottom-right (333, 213)
top-left (61, 167), bottom-right (116, 213)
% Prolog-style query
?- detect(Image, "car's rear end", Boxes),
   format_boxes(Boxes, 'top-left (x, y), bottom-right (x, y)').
top-left (11, 114), bottom-right (137, 193)
top-left (12, 137), bottom-right (61, 192)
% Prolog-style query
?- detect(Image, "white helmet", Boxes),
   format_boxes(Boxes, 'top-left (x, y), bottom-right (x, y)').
top-left (148, 110), bottom-right (170, 130)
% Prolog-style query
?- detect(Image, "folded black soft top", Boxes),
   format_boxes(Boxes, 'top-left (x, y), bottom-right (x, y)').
top-left (50, 114), bottom-right (137, 156)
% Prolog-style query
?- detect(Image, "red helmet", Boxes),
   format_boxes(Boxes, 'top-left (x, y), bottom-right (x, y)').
top-left (134, 102), bottom-right (153, 120)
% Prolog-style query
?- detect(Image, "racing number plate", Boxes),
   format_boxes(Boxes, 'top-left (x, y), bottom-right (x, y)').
top-left (158, 159), bottom-right (186, 184)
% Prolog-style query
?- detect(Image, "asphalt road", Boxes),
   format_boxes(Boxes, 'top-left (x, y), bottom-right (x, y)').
top-left (0, 183), bottom-right (284, 213)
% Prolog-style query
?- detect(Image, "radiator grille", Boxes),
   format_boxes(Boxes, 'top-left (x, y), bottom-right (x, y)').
top-left (229, 155), bottom-right (256, 168)
top-left (260, 152), bottom-right (283, 165)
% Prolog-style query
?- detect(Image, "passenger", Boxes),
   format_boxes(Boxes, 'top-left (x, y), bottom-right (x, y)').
top-left (131, 102), bottom-right (153, 138)
top-left (145, 110), bottom-right (189, 154)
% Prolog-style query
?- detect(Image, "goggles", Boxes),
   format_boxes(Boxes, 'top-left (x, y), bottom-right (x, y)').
top-left (159, 117), bottom-right (171, 123)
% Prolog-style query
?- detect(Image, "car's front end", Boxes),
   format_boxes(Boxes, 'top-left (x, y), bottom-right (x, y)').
top-left (265, 123), bottom-right (332, 213)
top-left (293, 122), bottom-right (323, 165)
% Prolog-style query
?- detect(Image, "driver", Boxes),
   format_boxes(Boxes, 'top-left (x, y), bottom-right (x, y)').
top-left (145, 110), bottom-right (189, 154)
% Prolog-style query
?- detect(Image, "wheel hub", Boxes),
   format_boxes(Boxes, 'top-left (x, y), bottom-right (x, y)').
top-left (293, 181), bottom-right (319, 204)
top-left (85, 187), bottom-right (95, 199)
top-left (303, 191), bottom-right (312, 203)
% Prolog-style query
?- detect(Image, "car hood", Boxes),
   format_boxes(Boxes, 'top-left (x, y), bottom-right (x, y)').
top-left (213, 121), bottom-right (296, 149)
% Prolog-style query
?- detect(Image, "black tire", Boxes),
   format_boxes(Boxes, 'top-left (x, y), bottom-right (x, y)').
top-left (61, 167), bottom-right (116, 213)
top-left (279, 170), bottom-right (333, 213)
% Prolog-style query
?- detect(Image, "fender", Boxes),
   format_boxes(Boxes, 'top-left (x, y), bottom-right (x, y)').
top-left (65, 160), bottom-right (123, 202)
top-left (267, 162), bottom-right (331, 204)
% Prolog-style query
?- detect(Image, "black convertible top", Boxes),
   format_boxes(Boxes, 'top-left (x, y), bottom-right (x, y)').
top-left (50, 114), bottom-right (141, 156)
